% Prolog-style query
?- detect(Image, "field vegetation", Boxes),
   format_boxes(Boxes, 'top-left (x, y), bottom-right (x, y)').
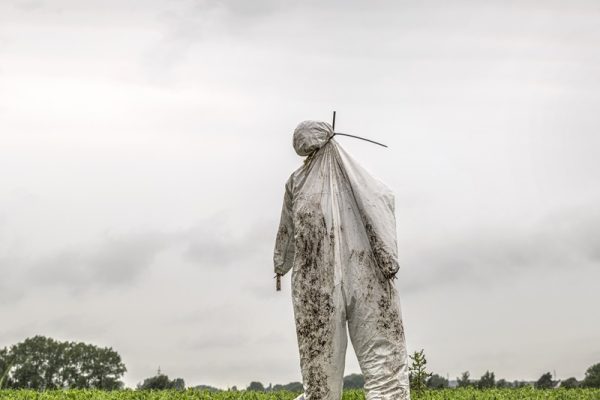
top-left (2, 337), bottom-right (600, 399)
top-left (1, 388), bottom-right (600, 400)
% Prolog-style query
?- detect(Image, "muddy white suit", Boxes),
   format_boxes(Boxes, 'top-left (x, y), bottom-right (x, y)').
top-left (273, 121), bottom-right (410, 400)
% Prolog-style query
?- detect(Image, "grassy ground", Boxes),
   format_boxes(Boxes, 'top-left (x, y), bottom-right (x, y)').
top-left (0, 388), bottom-right (599, 400)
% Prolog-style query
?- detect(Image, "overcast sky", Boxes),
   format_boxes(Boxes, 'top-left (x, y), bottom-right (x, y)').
top-left (1, 0), bottom-right (599, 389)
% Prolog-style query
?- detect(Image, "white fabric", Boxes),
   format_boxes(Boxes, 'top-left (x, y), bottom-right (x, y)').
top-left (274, 121), bottom-right (410, 400)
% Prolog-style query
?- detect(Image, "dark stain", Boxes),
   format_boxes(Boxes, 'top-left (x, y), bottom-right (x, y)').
top-left (365, 279), bottom-right (375, 302)
top-left (376, 292), bottom-right (405, 343)
top-left (364, 222), bottom-right (399, 280)
top-left (278, 223), bottom-right (289, 236)
top-left (398, 385), bottom-right (411, 399)
top-left (292, 201), bottom-right (336, 399)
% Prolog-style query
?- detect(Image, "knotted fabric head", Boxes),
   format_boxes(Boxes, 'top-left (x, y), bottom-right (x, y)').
top-left (293, 120), bottom-right (334, 156)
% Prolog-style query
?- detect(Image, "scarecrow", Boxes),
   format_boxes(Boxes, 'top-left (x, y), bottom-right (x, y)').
top-left (273, 116), bottom-right (410, 400)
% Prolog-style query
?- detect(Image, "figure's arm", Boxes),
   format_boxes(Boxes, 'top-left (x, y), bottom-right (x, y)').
top-left (384, 191), bottom-right (400, 280)
top-left (335, 143), bottom-right (399, 281)
top-left (362, 189), bottom-right (400, 281)
top-left (273, 177), bottom-right (295, 290)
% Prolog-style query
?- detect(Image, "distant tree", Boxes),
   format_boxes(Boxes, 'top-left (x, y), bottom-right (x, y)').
top-left (496, 378), bottom-right (511, 388)
top-left (193, 384), bottom-right (221, 392)
top-left (229, 385), bottom-right (238, 391)
top-left (477, 371), bottom-right (495, 389)
top-left (285, 382), bottom-right (304, 392)
top-left (343, 374), bottom-right (365, 389)
top-left (535, 372), bottom-right (554, 389)
top-left (171, 378), bottom-right (185, 390)
top-left (427, 374), bottom-right (448, 389)
top-left (513, 380), bottom-right (531, 388)
top-left (0, 335), bottom-right (126, 390)
top-left (247, 381), bottom-right (265, 391)
top-left (273, 381), bottom-right (303, 392)
top-left (561, 377), bottom-right (579, 389)
top-left (456, 371), bottom-right (471, 388)
top-left (0, 348), bottom-right (14, 389)
top-left (582, 363), bottom-right (600, 388)
top-left (137, 369), bottom-right (185, 390)
top-left (409, 349), bottom-right (431, 394)
top-left (138, 374), bottom-right (171, 390)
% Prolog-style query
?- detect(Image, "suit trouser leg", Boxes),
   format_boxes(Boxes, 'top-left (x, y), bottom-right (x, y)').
top-left (346, 279), bottom-right (411, 400)
top-left (293, 278), bottom-right (348, 400)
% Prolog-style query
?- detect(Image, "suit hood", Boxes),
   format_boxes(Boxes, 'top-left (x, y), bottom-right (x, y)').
top-left (293, 120), bottom-right (334, 156)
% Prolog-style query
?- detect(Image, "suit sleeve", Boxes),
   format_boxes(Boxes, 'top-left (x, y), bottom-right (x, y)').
top-left (273, 177), bottom-right (295, 276)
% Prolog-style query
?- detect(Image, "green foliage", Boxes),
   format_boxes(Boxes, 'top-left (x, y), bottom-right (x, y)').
top-left (0, 335), bottom-right (126, 390)
top-left (456, 371), bottom-right (471, 388)
top-left (409, 349), bottom-right (432, 394)
top-left (272, 382), bottom-right (303, 392)
top-left (0, 347), bottom-right (13, 389)
top-left (246, 381), bottom-right (265, 391)
top-left (137, 372), bottom-right (185, 390)
top-left (512, 380), bottom-right (532, 388)
top-left (426, 374), bottom-right (448, 389)
top-left (535, 372), bottom-right (554, 389)
top-left (583, 363), bottom-right (600, 388)
top-left (561, 377), bottom-right (579, 389)
top-left (495, 379), bottom-right (510, 388)
top-left (0, 388), bottom-right (600, 399)
top-left (477, 371), bottom-right (495, 389)
top-left (343, 374), bottom-right (365, 389)
top-left (193, 384), bottom-right (222, 392)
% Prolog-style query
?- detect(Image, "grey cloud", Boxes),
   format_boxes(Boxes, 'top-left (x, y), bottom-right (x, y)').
top-left (28, 231), bottom-right (173, 293)
top-left (30, 250), bottom-right (87, 287)
top-left (13, 0), bottom-right (46, 11)
top-left (182, 229), bottom-right (243, 267)
top-left (88, 232), bottom-right (172, 284)
top-left (143, 4), bottom-right (224, 75)
top-left (0, 254), bottom-right (27, 304)
top-left (184, 332), bottom-right (250, 351)
top-left (252, 331), bottom-right (286, 346)
top-left (193, 0), bottom-right (288, 17)
top-left (181, 219), bottom-right (274, 268)
top-left (18, 218), bottom-right (270, 300)
top-left (156, 0), bottom-right (287, 35)
top-left (142, 0), bottom-right (295, 77)
top-left (400, 207), bottom-right (600, 293)
top-left (0, 321), bottom-right (38, 344)
top-left (242, 279), bottom-right (277, 300)
top-left (167, 302), bottom-right (238, 325)
top-left (44, 312), bottom-right (111, 335)
top-left (0, 282), bottom-right (25, 305)
top-left (0, 313), bottom-right (110, 348)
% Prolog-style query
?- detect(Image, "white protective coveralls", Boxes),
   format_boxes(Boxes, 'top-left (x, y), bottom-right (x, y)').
top-left (273, 121), bottom-right (410, 400)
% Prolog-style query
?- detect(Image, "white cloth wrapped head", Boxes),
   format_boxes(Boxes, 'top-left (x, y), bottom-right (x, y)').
top-left (293, 120), bottom-right (334, 156)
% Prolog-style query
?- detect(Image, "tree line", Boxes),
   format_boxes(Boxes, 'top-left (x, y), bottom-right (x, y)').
top-left (1, 337), bottom-right (599, 391)
top-left (0, 335), bottom-right (125, 390)
top-left (407, 349), bottom-right (600, 395)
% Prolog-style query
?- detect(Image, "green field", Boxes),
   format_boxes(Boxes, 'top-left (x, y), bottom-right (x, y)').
top-left (1, 389), bottom-right (600, 400)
